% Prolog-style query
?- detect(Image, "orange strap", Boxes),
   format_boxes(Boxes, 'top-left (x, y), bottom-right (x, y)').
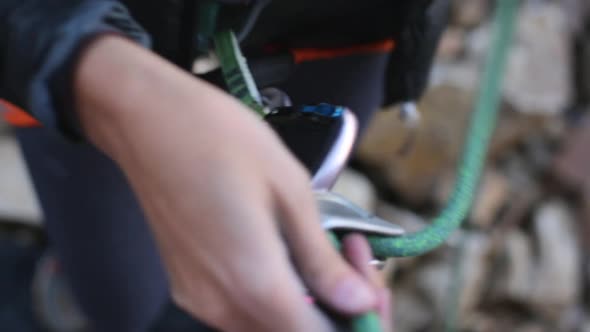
top-left (0, 99), bottom-right (42, 127)
top-left (0, 39), bottom-right (395, 128)
top-left (291, 39), bottom-right (395, 64)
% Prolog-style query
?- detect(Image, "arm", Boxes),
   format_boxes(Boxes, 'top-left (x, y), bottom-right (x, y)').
top-left (0, 1), bottom-right (384, 328)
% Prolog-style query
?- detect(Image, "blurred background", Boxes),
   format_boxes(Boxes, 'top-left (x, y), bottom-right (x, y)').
top-left (1, 0), bottom-right (590, 331)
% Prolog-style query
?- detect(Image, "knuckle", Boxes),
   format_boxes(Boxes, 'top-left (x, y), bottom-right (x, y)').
top-left (279, 155), bottom-right (310, 183)
top-left (234, 271), bottom-right (296, 313)
top-left (292, 164), bottom-right (312, 183)
top-left (239, 274), bottom-right (279, 304)
top-left (308, 254), bottom-right (352, 289)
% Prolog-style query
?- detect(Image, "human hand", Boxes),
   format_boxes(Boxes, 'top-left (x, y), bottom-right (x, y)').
top-left (74, 35), bottom-right (383, 331)
top-left (342, 234), bottom-right (393, 332)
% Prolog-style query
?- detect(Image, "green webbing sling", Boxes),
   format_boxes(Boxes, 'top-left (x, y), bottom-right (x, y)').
top-left (213, 31), bottom-right (266, 116)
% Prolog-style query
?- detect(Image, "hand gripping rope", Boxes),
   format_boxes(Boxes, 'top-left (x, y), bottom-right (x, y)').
top-left (212, 0), bottom-right (519, 330)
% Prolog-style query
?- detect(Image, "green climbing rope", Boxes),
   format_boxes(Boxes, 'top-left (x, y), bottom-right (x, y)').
top-left (212, 0), bottom-right (518, 330)
top-left (367, 0), bottom-right (519, 259)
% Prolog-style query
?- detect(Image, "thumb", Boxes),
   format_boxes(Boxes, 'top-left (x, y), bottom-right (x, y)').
top-left (275, 182), bottom-right (378, 315)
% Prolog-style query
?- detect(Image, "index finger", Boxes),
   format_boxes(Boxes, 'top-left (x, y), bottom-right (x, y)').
top-left (342, 233), bottom-right (393, 332)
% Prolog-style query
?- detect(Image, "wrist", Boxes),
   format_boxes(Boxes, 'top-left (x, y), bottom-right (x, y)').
top-left (73, 34), bottom-right (248, 165)
top-left (74, 35), bottom-right (196, 158)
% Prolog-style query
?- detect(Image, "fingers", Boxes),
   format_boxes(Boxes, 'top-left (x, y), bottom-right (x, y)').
top-left (273, 177), bottom-right (378, 315)
top-left (217, 205), bottom-right (335, 332)
top-left (342, 233), bottom-right (393, 332)
top-left (342, 233), bottom-right (381, 286)
top-left (157, 175), bottom-right (336, 332)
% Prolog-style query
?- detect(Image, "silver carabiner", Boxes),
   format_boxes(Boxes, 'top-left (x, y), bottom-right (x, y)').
top-left (316, 191), bottom-right (404, 237)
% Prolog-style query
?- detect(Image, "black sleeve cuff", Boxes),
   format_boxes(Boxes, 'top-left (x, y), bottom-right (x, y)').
top-left (0, 0), bottom-right (151, 138)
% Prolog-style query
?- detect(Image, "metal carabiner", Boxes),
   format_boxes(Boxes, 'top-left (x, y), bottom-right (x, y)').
top-left (316, 191), bottom-right (404, 237)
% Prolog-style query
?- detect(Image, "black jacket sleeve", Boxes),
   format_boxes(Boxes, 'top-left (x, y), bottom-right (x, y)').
top-left (0, 0), bottom-right (150, 137)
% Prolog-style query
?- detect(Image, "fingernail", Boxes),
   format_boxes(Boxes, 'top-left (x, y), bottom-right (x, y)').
top-left (332, 277), bottom-right (376, 313)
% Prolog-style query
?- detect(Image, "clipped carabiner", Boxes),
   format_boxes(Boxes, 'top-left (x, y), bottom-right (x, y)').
top-left (316, 191), bottom-right (404, 237)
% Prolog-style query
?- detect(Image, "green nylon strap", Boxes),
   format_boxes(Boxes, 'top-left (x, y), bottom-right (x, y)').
top-left (213, 30), bottom-right (266, 115)
top-left (367, 0), bottom-right (519, 258)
